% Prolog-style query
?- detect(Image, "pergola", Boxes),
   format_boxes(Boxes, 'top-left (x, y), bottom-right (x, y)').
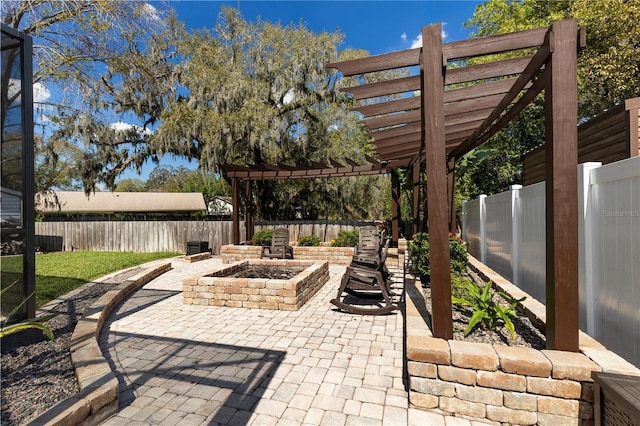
top-left (222, 19), bottom-right (584, 351)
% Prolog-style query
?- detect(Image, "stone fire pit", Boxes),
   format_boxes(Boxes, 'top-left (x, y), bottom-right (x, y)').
top-left (183, 259), bottom-right (329, 311)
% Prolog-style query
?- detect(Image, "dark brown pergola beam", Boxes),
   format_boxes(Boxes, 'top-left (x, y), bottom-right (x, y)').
top-left (327, 26), bottom-right (549, 77)
top-left (454, 73), bottom-right (546, 157)
top-left (446, 120), bottom-right (484, 136)
top-left (363, 93), bottom-right (509, 132)
top-left (445, 27), bottom-right (548, 61)
top-left (412, 161), bottom-right (421, 235)
top-left (422, 23), bottom-right (452, 340)
top-left (354, 78), bottom-right (523, 122)
top-left (376, 143), bottom-right (422, 159)
top-left (353, 96), bottom-right (421, 118)
top-left (450, 43), bottom-right (551, 159)
top-left (370, 121), bottom-right (422, 141)
top-left (326, 48), bottom-right (420, 76)
top-left (445, 107), bottom-right (494, 127)
top-left (363, 109), bottom-right (421, 130)
top-left (445, 93), bottom-right (513, 116)
top-left (373, 133), bottom-right (422, 151)
top-left (343, 75), bottom-right (421, 100)
top-left (231, 177), bottom-right (240, 244)
top-left (446, 55), bottom-right (534, 86)
top-left (444, 77), bottom-right (522, 103)
top-left (344, 55), bottom-right (533, 102)
top-left (544, 19), bottom-right (579, 352)
top-left (221, 159), bottom-right (412, 181)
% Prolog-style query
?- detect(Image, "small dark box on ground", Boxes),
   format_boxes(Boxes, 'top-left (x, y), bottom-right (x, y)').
top-left (187, 241), bottom-right (209, 255)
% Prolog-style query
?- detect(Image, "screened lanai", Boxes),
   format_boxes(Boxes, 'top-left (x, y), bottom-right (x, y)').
top-left (221, 19), bottom-right (585, 351)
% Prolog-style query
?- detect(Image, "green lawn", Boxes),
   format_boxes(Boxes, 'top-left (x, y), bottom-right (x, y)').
top-left (2, 251), bottom-right (180, 309)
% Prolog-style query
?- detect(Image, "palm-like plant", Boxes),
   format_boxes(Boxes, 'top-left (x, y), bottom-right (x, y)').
top-left (0, 281), bottom-right (56, 341)
top-left (451, 279), bottom-right (525, 340)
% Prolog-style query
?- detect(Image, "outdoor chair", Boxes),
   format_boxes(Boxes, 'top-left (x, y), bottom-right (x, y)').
top-left (330, 238), bottom-right (396, 315)
top-left (260, 228), bottom-right (294, 259)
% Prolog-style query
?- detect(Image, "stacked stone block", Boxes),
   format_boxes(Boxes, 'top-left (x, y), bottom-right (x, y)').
top-left (404, 264), bottom-right (640, 425)
top-left (220, 243), bottom-right (402, 268)
top-left (183, 260), bottom-right (329, 311)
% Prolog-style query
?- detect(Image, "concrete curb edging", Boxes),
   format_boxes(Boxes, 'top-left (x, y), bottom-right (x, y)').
top-left (26, 262), bottom-right (172, 426)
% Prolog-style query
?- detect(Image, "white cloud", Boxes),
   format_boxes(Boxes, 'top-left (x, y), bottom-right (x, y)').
top-left (411, 34), bottom-right (422, 49)
top-left (409, 23), bottom-right (448, 48)
top-left (141, 3), bottom-right (161, 22)
top-left (401, 33), bottom-right (407, 42)
top-left (111, 121), bottom-right (152, 136)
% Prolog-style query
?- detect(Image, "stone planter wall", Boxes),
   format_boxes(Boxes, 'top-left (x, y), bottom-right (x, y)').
top-left (183, 260), bottom-right (329, 311)
top-left (405, 255), bottom-right (640, 425)
top-left (220, 243), bottom-right (402, 268)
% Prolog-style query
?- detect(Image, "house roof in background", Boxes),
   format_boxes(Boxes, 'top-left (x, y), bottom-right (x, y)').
top-left (38, 191), bottom-right (206, 214)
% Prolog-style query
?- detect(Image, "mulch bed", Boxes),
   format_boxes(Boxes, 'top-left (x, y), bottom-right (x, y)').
top-left (422, 269), bottom-right (546, 350)
top-left (0, 267), bottom-right (143, 426)
top-left (231, 265), bottom-right (305, 279)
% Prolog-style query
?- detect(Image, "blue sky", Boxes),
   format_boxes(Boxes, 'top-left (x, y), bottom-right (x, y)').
top-left (120, 0), bottom-right (483, 182)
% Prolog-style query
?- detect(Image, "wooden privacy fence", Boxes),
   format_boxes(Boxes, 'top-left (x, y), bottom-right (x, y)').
top-left (35, 221), bottom-right (245, 255)
top-left (34, 221), bottom-right (382, 254)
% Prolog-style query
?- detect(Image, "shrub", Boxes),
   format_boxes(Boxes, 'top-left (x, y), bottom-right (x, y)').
top-left (252, 229), bottom-right (273, 246)
top-left (449, 233), bottom-right (469, 276)
top-left (408, 232), bottom-right (469, 280)
top-left (298, 235), bottom-right (321, 246)
top-left (451, 279), bottom-right (526, 340)
top-left (408, 232), bottom-right (430, 280)
top-left (330, 230), bottom-right (360, 247)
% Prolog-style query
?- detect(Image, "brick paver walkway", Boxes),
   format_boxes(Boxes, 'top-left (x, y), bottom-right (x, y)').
top-left (98, 257), bottom-right (480, 425)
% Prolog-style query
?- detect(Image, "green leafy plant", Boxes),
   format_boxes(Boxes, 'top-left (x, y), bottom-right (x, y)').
top-left (330, 230), bottom-right (359, 247)
top-left (252, 229), bottom-right (273, 246)
top-left (408, 233), bottom-right (469, 281)
top-left (451, 279), bottom-right (526, 340)
top-left (451, 273), bottom-right (473, 301)
top-left (297, 235), bottom-right (321, 246)
top-left (0, 281), bottom-right (56, 342)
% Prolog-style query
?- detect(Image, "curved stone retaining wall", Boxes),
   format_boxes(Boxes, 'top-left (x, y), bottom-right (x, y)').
top-left (27, 262), bottom-right (172, 426)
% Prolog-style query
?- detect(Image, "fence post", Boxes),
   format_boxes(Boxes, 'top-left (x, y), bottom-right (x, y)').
top-left (511, 185), bottom-right (522, 286)
top-left (479, 194), bottom-right (487, 264)
top-left (578, 162), bottom-right (601, 336)
top-left (461, 200), bottom-right (468, 242)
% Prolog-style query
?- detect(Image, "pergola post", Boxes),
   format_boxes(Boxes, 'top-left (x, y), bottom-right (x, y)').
top-left (544, 19), bottom-right (579, 351)
top-left (391, 169), bottom-right (401, 247)
top-left (448, 158), bottom-right (457, 235)
top-left (421, 23), bottom-right (453, 339)
top-left (412, 162), bottom-right (421, 236)
top-left (231, 177), bottom-right (240, 244)
top-left (245, 180), bottom-right (253, 242)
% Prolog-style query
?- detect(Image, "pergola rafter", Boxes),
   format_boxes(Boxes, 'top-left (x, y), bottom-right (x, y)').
top-left (219, 20), bottom-right (584, 351)
top-left (324, 19), bottom-right (584, 350)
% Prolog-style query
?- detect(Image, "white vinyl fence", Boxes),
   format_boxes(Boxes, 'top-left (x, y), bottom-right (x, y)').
top-left (462, 157), bottom-right (640, 368)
